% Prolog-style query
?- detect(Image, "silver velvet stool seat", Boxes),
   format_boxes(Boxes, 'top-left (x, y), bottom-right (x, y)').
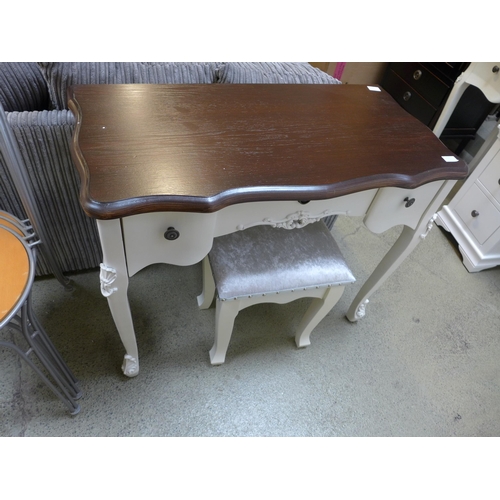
top-left (197, 221), bottom-right (356, 365)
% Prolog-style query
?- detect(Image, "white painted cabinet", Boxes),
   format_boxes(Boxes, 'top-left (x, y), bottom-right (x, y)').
top-left (436, 125), bottom-right (500, 271)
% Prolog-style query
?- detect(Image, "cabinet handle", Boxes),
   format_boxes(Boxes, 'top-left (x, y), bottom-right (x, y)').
top-left (404, 197), bottom-right (416, 208)
top-left (471, 210), bottom-right (480, 218)
top-left (164, 227), bottom-right (180, 240)
top-left (403, 91), bottom-right (412, 101)
top-left (493, 66), bottom-right (499, 74)
top-left (413, 69), bottom-right (422, 80)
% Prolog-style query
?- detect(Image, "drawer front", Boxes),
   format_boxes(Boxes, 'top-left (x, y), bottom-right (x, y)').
top-left (455, 183), bottom-right (500, 244)
top-left (123, 212), bottom-right (218, 276)
top-left (478, 149), bottom-right (500, 203)
top-left (364, 181), bottom-right (443, 234)
top-left (391, 62), bottom-right (450, 108)
top-left (213, 190), bottom-right (377, 237)
top-left (382, 69), bottom-right (437, 126)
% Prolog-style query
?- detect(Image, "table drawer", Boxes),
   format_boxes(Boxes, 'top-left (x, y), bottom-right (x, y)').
top-left (382, 69), bottom-right (437, 126)
top-left (390, 62), bottom-right (449, 108)
top-left (455, 183), bottom-right (500, 245)
top-left (213, 190), bottom-right (377, 236)
top-left (122, 212), bottom-right (218, 276)
top-left (364, 181), bottom-right (443, 233)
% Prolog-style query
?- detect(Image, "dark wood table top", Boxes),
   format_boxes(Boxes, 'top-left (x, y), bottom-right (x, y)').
top-left (68, 84), bottom-right (468, 219)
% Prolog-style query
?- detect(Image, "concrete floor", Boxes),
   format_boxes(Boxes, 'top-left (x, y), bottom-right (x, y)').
top-left (1, 209), bottom-right (500, 437)
top-left (2, 116), bottom-right (500, 439)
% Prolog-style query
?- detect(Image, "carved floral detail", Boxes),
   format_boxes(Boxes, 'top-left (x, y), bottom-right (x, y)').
top-left (99, 263), bottom-right (118, 297)
top-left (237, 209), bottom-right (343, 231)
top-left (420, 214), bottom-right (438, 240)
top-left (122, 354), bottom-right (139, 377)
top-left (355, 299), bottom-right (369, 320)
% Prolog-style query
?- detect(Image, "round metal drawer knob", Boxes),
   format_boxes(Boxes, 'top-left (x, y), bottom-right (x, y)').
top-left (403, 91), bottom-right (412, 101)
top-left (164, 227), bottom-right (180, 240)
top-left (404, 197), bottom-right (416, 208)
top-left (471, 210), bottom-right (480, 218)
top-left (493, 66), bottom-right (499, 73)
top-left (413, 70), bottom-right (422, 80)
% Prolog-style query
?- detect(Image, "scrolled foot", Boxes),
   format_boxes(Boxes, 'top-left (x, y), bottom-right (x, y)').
top-left (122, 354), bottom-right (139, 377)
top-left (295, 335), bottom-right (311, 348)
top-left (419, 214), bottom-right (438, 240)
top-left (197, 291), bottom-right (214, 310)
top-left (209, 345), bottom-right (226, 365)
top-left (347, 299), bottom-right (369, 322)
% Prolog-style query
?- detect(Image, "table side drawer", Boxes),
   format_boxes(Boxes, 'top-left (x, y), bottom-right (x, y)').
top-left (382, 69), bottom-right (437, 126)
top-left (364, 181), bottom-right (443, 233)
top-left (122, 212), bottom-right (218, 276)
top-left (455, 183), bottom-right (500, 245)
top-left (390, 62), bottom-right (450, 108)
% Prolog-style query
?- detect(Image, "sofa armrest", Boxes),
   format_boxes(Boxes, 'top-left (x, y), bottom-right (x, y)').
top-left (0, 62), bottom-right (50, 112)
top-left (0, 110), bottom-right (101, 274)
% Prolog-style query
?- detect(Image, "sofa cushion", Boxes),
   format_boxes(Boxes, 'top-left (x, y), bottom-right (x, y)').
top-left (0, 62), bottom-right (50, 112)
top-left (38, 62), bottom-right (220, 110)
top-left (216, 62), bottom-right (341, 84)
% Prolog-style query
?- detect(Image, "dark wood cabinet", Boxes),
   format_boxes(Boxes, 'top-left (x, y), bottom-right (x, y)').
top-left (381, 63), bottom-right (495, 154)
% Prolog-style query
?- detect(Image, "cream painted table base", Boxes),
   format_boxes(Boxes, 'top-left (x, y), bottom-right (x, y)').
top-left (96, 180), bottom-right (455, 377)
top-left (68, 83), bottom-right (467, 377)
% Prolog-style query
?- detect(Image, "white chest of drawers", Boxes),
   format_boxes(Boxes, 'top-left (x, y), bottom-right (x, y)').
top-left (436, 125), bottom-right (500, 271)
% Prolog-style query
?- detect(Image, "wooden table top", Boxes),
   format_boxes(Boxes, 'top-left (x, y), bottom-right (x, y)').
top-left (68, 84), bottom-right (468, 219)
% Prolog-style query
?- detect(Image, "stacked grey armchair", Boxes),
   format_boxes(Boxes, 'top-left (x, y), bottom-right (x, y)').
top-left (0, 62), bottom-right (340, 276)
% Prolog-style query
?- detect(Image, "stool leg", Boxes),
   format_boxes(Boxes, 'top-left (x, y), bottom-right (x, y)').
top-left (197, 256), bottom-right (216, 310)
top-left (2, 305), bottom-right (81, 415)
top-left (25, 297), bottom-right (82, 399)
top-left (19, 303), bottom-right (82, 412)
top-left (0, 339), bottom-right (80, 415)
top-left (209, 299), bottom-right (240, 365)
top-left (295, 286), bottom-right (345, 348)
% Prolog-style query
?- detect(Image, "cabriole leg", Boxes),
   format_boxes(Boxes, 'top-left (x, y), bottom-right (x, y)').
top-left (197, 256), bottom-right (216, 310)
top-left (209, 299), bottom-right (240, 365)
top-left (347, 180), bottom-right (456, 322)
top-left (97, 219), bottom-right (140, 377)
top-left (295, 285), bottom-right (345, 348)
top-left (346, 218), bottom-right (436, 322)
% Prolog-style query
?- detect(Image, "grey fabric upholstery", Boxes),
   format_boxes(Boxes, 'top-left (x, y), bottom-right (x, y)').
top-left (39, 62), bottom-right (220, 110)
top-left (216, 62), bottom-right (341, 84)
top-left (208, 222), bottom-right (355, 301)
top-left (0, 110), bottom-right (101, 274)
top-left (0, 62), bottom-right (50, 112)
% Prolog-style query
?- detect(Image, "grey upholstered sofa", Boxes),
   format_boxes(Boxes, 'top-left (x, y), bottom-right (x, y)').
top-left (0, 62), bottom-right (340, 276)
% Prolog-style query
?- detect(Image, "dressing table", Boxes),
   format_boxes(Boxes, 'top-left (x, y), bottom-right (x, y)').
top-left (68, 83), bottom-right (468, 376)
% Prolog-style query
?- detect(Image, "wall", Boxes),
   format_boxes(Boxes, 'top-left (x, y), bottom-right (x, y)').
top-left (310, 62), bottom-right (388, 85)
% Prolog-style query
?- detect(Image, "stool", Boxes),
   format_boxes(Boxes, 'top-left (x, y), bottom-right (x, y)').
top-left (197, 222), bottom-right (355, 365)
top-left (0, 212), bottom-right (82, 415)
